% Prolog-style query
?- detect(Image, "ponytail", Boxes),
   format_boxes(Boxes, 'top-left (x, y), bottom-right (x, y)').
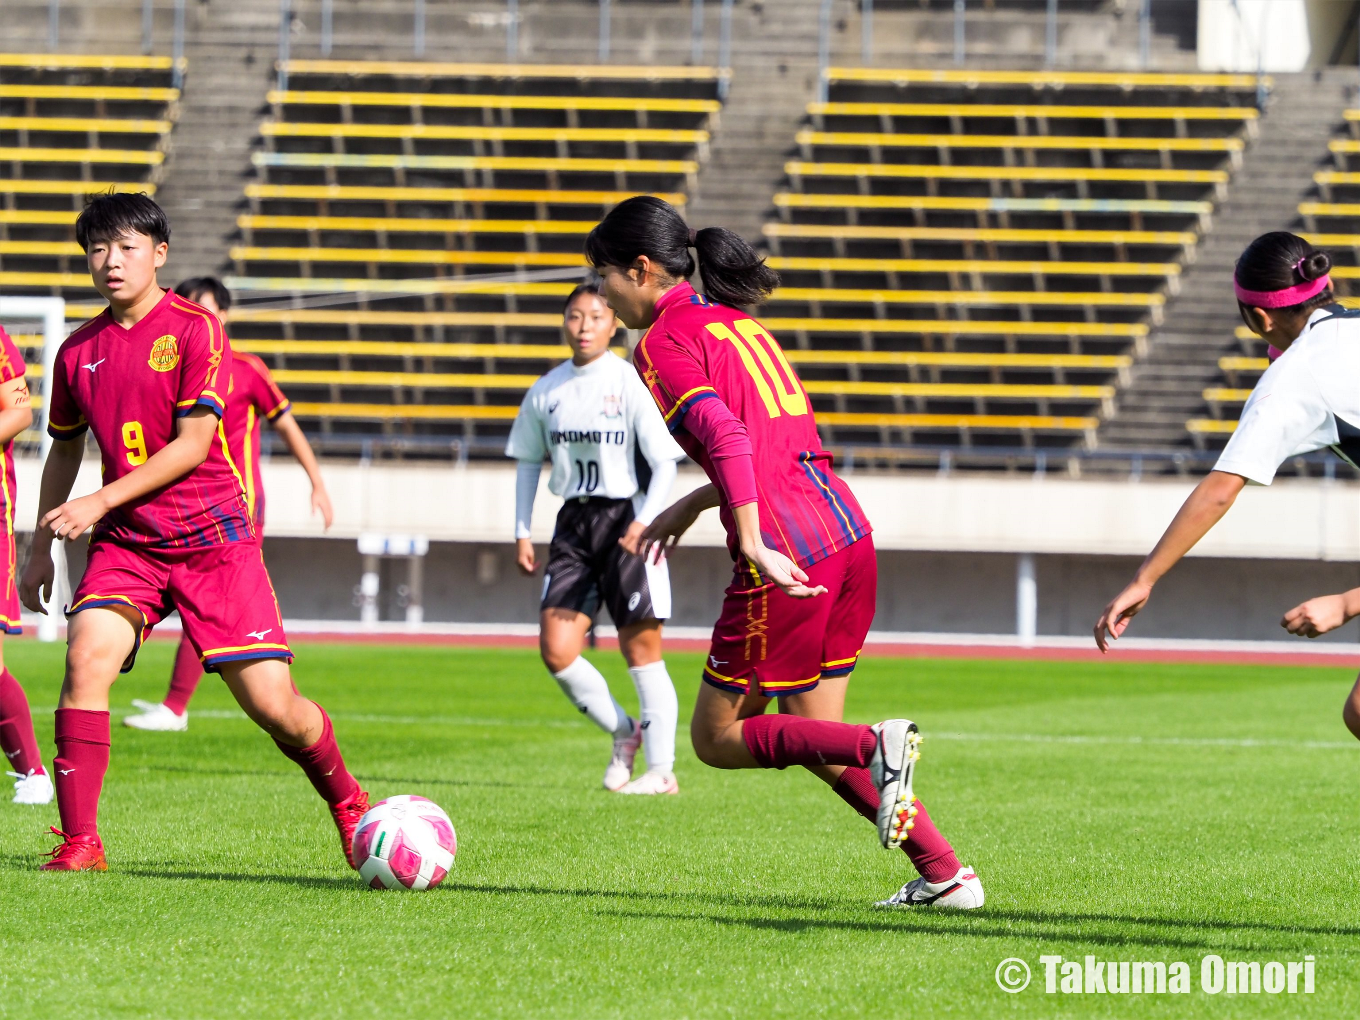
top-left (1234, 231), bottom-right (1334, 320)
top-left (584, 195), bottom-right (779, 308)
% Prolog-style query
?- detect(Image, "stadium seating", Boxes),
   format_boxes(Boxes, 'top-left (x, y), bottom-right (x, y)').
top-left (758, 68), bottom-right (1258, 450)
top-left (225, 60), bottom-right (723, 442)
top-left (0, 54), bottom-right (180, 298)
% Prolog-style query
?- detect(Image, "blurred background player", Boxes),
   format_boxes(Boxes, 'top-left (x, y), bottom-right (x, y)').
top-left (124, 277), bottom-right (334, 732)
top-left (21, 193), bottom-right (367, 871)
top-left (0, 324), bottom-right (51, 805)
top-left (587, 197), bottom-right (983, 908)
top-left (506, 282), bottom-right (685, 794)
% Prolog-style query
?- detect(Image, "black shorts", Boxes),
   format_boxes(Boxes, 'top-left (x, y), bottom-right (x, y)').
top-left (542, 497), bottom-right (671, 627)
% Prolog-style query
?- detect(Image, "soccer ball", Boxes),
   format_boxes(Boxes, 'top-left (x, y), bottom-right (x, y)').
top-left (353, 795), bottom-right (457, 891)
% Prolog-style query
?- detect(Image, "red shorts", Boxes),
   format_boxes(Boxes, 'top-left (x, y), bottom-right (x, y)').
top-left (0, 527), bottom-right (20, 635)
top-left (68, 537), bottom-right (292, 674)
top-left (703, 537), bottom-right (877, 698)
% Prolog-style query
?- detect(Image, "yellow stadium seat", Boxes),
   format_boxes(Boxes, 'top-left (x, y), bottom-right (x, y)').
top-left (0, 53), bottom-right (185, 72)
top-left (796, 129), bottom-right (1243, 156)
top-left (1218, 356), bottom-right (1267, 371)
top-left (0, 271), bottom-right (99, 289)
top-left (267, 89), bottom-right (721, 116)
top-left (765, 286), bottom-right (1163, 312)
top-left (772, 192), bottom-right (1212, 216)
top-left (261, 122), bottom-right (709, 146)
top-left (762, 317), bottom-right (1146, 338)
top-left (243, 183), bottom-right (684, 208)
top-left (817, 410), bottom-right (1099, 432)
top-left (764, 256), bottom-right (1180, 280)
top-left (0, 210), bottom-right (77, 226)
top-left (236, 214), bottom-right (597, 236)
top-left (822, 68), bottom-right (1268, 89)
top-left (0, 241), bottom-right (81, 256)
top-left (0, 116), bottom-right (172, 135)
top-left (288, 401), bottom-right (519, 422)
top-left (0, 180), bottom-right (155, 197)
top-left (1186, 418), bottom-right (1237, 434)
top-left (0, 85), bottom-right (180, 103)
top-left (228, 246), bottom-right (582, 268)
top-left (807, 101), bottom-right (1259, 123)
top-left (0, 146), bottom-right (163, 166)
top-left (763, 223), bottom-right (1196, 247)
top-left (253, 151), bottom-right (695, 175)
top-left (275, 369), bottom-right (538, 389)
top-left (232, 309), bottom-right (561, 328)
top-left (784, 161), bottom-right (1229, 187)
top-left (280, 60), bottom-right (726, 83)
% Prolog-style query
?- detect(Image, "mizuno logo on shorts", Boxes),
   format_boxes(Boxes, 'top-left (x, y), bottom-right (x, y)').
top-left (246, 628), bottom-right (272, 640)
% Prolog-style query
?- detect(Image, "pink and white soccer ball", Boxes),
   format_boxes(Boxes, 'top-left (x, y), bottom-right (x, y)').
top-left (353, 795), bottom-right (457, 891)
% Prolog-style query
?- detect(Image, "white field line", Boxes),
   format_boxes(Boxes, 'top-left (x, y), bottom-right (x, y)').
top-left (39, 706), bottom-right (1359, 750)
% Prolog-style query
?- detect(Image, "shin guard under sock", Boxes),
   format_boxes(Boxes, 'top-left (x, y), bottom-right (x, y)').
top-left (272, 706), bottom-right (361, 805)
top-left (0, 670), bottom-right (44, 776)
top-left (53, 708), bottom-right (110, 839)
top-left (832, 766), bottom-right (962, 883)
top-left (741, 714), bottom-right (877, 770)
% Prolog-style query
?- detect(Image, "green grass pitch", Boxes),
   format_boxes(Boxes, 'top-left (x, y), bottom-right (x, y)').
top-left (1, 639), bottom-right (1359, 1018)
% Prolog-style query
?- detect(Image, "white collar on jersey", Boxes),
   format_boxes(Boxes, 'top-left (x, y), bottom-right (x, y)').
top-left (569, 352), bottom-right (615, 376)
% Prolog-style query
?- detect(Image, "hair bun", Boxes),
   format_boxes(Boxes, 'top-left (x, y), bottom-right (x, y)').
top-left (1299, 250), bottom-right (1332, 281)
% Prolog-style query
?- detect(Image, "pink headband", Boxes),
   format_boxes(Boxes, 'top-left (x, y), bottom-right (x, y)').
top-left (1234, 258), bottom-right (1331, 308)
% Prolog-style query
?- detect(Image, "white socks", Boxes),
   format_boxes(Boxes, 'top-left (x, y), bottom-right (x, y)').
top-left (552, 656), bottom-right (633, 738)
top-left (629, 660), bottom-right (678, 774)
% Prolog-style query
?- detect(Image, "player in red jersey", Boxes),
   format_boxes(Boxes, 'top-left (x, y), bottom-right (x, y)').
top-left (124, 277), bottom-right (334, 732)
top-left (584, 197), bottom-right (983, 908)
top-left (19, 193), bottom-right (367, 871)
top-left (0, 325), bottom-right (53, 805)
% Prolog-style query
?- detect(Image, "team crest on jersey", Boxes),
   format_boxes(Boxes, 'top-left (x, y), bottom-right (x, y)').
top-left (148, 335), bottom-right (180, 372)
top-left (602, 394), bottom-right (621, 418)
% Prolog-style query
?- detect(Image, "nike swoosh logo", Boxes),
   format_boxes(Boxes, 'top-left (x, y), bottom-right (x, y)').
top-left (81, 359), bottom-right (106, 373)
top-left (57, 768), bottom-right (75, 775)
top-left (246, 629), bottom-right (272, 640)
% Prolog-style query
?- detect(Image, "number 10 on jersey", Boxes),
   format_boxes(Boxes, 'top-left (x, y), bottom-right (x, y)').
top-left (705, 319), bottom-right (807, 419)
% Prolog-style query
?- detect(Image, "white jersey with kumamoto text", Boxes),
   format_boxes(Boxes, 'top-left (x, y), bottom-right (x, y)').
top-left (506, 350), bottom-right (685, 505)
top-left (1214, 304), bottom-right (1360, 485)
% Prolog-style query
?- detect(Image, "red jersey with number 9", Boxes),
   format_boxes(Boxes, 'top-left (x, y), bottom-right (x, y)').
top-left (634, 281), bottom-right (870, 568)
top-left (47, 289), bottom-right (252, 547)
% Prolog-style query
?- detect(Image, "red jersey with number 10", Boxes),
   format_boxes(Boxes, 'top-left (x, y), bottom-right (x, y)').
top-left (47, 289), bottom-right (252, 548)
top-left (634, 281), bottom-right (870, 568)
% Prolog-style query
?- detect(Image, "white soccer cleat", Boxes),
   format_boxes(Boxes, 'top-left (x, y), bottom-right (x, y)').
top-left (123, 701), bottom-right (188, 732)
top-left (9, 769), bottom-right (54, 805)
top-left (869, 719), bottom-right (921, 849)
top-left (616, 770), bottom-right (679, 795)
top-left (602, 718), bottom-right (641, 791)
top-left (875, 866), bottom-right (985, 910)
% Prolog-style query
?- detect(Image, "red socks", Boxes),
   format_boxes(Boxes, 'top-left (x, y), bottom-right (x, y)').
top-left (53, 708), bottom-right (110, 839)
top-left (0, 670), bottom-right (44, 777)
top-left (833, 767), bottom-right (961, 883)
top-left (741, 714), bottom-right (878, 770)
top-left (272, 706), bottom-right (360, 806)
top-left (162, 637), bottom-right (202, 716)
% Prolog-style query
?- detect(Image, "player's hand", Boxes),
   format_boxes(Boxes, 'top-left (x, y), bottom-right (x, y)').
top-left (744, 543), bottom-right (827, 599)
top-left (1282, 594), bottom-right (1350, 639)
top-left (312, 485), bottom-right (334, 530)
top-left (617, 520), bottom-right (646, 556)
top-left (1094, 578), bottom-right (1152, 653)
top-left (515, 537), bottom-right (537, 575)
top-left (19, 548), bottom-right (54, 615)
top-left (639, 499), bottom-right (701, 564)
top-left (40, 492), bottom-right (108, 542)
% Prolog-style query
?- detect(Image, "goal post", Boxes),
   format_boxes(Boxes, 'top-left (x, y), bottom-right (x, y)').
top-left (0, 295), bottom-right (69, 642)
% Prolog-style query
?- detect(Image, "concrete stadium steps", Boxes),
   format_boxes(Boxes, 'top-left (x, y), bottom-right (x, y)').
top-left (1096, 69), bottom-right (1355, 451)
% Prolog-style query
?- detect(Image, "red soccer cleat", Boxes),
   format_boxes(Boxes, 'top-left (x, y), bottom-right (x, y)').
top-left (39, 827), bottom-right (107, 872)
top-left (329, 789), bottom-right (370, 869)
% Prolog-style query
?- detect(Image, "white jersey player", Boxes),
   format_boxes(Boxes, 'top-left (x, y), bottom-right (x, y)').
top-left (507, 283), bottom-right (686, 795)
top-left (1095, 232), bottom-right (1360, 747)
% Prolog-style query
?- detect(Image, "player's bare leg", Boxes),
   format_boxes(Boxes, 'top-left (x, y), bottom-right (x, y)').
top-left (0, 637), bottom-right (52, 804)
top-left (41, 606), bottom-right (137, 870)
top-left (219, 658), bottom-right (368, 868)
top-left (540, 608), bottom-right (640, 790)
top-left (617, 620), bottom-right (678, 794)
top-left (1342, 673), bottom-right (1360, 741)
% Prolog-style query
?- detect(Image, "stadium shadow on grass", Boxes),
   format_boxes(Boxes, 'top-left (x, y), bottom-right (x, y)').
top-left (122, 868), bottom-right (358, 889)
